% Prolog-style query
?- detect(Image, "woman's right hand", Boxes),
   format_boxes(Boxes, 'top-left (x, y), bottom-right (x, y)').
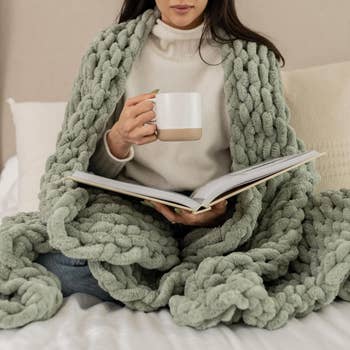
top-left (107, 92), bottom-right (158, 159)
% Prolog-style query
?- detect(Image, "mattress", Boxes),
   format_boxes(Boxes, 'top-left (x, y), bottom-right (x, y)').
top-left (0, 155), bottom-right (349, 350)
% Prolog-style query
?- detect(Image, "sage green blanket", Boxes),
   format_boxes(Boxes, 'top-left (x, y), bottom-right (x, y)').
top-left (1, 7), bottom-right (350, 331)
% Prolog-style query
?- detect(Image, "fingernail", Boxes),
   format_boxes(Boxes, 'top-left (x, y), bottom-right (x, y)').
top-left (174, 208), bottom-right (182, 214)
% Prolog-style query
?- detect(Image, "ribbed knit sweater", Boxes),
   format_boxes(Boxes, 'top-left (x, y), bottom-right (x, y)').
top-left (89, 17), bottom-right (232, 191)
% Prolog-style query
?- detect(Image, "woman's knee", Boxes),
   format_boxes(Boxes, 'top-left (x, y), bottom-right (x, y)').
top-left (34, 252), bottom-right (90, 296)
top-left (34, 252), bottom-right (87, 282)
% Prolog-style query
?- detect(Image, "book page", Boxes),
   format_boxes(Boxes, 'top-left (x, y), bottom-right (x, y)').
top-left (67, 171), bottom-right (203, 211)
top-left (189, 154), bottom-right (291, 201)
top-left (191, 150), bottom-right (322, 206)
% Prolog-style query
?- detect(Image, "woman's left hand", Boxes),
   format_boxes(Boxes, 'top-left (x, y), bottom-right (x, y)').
top-left (145, 199), bottom-right (228, 227)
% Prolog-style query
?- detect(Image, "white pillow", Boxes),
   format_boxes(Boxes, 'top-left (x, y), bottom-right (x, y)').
top-left (281, 60), bottom-right (350, 192)
top-left (0, 155), bottom-right (19, 220)
top-left (6, 98), bottom-right (67, 212)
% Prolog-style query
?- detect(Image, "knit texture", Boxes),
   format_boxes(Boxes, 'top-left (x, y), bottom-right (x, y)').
top-left (1, 7), bottom-right (350, 330)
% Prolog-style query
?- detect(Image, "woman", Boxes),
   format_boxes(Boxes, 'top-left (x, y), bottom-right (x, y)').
top-left (35, 0), bottom-right (285, 303)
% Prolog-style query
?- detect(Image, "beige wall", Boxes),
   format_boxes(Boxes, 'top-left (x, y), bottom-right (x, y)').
top-left (1, 0), bottom-right (350, 171)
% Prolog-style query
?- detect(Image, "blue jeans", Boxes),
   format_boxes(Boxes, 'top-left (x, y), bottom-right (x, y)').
top-left (33, 252), bottom-right (121, 304)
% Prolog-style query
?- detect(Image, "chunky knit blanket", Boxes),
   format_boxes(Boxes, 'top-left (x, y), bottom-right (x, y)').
top-left (1, 7), bottom-right (350, 331)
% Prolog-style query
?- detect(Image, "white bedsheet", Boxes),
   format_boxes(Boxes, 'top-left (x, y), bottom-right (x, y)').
top-left (0, 156), bottom-right (349, 349)
top-left (0, 294), bottom-right (349, 350)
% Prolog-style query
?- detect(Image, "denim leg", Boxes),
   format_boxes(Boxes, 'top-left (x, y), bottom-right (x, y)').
top-left (34, 252), bottom-right (123, 304)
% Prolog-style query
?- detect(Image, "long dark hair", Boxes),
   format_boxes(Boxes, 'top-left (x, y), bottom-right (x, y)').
top-left (116, 0), bottom-right (286, 67)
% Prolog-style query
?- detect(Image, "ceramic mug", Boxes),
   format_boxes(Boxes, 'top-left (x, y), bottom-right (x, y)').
top-left (145, 92), bottom-right (202, 141)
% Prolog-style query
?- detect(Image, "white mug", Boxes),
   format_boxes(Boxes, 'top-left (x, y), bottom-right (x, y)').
top-left (145, 92), bottom-right (202, 141)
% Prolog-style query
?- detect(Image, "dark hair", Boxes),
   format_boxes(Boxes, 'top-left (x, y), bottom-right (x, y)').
top-left (116, 0), bottom-right (286, 68)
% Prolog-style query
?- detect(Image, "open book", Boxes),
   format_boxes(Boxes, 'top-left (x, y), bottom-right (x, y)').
top-left (65, 150), bottom-right (325, 215)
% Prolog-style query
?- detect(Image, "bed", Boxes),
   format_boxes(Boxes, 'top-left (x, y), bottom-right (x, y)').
top-left (1, 2), bottom-right (350, 346)
top-left (1, 155), bottom-right (350, 350)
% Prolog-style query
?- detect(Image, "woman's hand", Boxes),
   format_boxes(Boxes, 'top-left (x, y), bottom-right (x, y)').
top-left (145, 199), bottom-right (229, 228)
top-left (107, 91), bottom-right (159, 158)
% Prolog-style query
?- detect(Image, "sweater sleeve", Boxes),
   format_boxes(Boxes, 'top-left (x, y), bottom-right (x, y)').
top-left (88, 97), bottom-right (135, 179)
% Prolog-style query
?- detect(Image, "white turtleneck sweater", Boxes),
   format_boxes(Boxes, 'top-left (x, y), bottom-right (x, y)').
top-left (89, 18), bottom-right (232, 191)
